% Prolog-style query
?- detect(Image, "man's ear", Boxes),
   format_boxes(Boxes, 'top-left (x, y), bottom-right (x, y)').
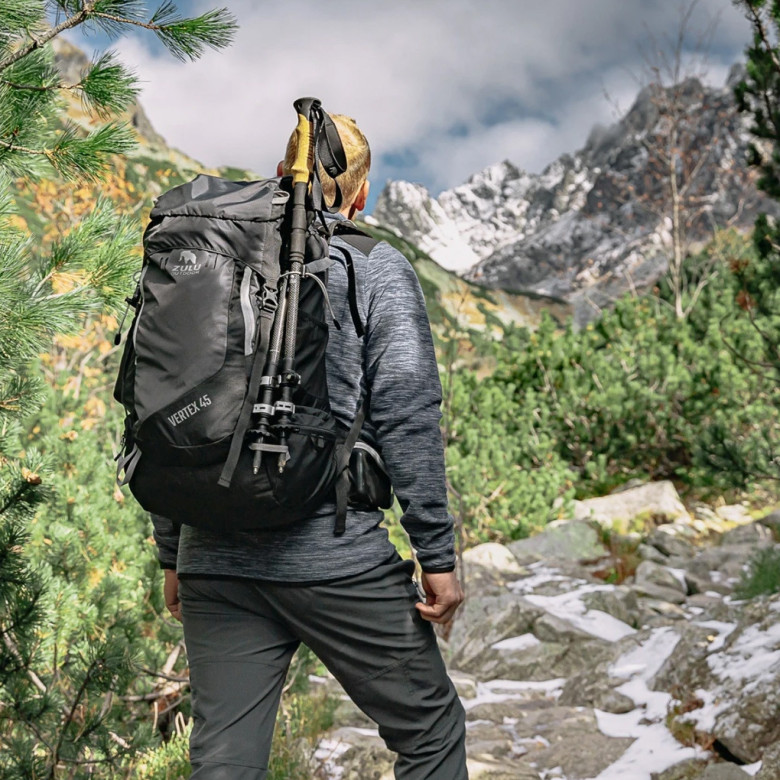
top-left (276, 161), bottom-right (284, 177)
top-left (353, 179), bottom-right (370, 212)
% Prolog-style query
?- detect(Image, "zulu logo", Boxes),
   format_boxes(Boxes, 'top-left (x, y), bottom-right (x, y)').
top-left (171, 250), bottom-right (202, 276)
top-left (167, 394), bottom-right (211, 427)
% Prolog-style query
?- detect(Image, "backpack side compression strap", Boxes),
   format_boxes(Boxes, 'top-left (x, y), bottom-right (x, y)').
top-left (334, 394), bottom-right (369, 535)
top-left (218, 309), bottom-right (275, 488)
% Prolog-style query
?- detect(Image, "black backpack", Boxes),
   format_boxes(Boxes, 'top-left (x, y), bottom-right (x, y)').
top-left (113, 100), bottom-right (388, 534)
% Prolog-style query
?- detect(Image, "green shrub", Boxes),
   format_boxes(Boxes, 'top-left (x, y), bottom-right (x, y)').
top-left (735, 546), bottom-right (780, 599)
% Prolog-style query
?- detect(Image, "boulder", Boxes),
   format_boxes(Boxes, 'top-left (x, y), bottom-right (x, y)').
top-left (463, 542), bottom-right (527, 594)
top-left (534, 612), bottom-right (599, 643)
top-left (651, 759), bottom-right (710, 779)
top-left (480, 637), bottom-right (614, 682)
top-left (759, 509), bottom-right (780, 540)
top-left (718, 522), bottom-right (774, 547)
top-left (575, 480), bottom-right (691, 529)
top-left (653, 596), bottom-right (780, 764)
top-left (715, 504), bottom-right (753, 525)
top-left (632, 560), bottom-right (688, 604)
top-left (465, 721), bottom-right (513, 760)
top-left (650, 525), bottom-right (696, 558)
top-left (639, 542), bottom-right (672, 564)
top-left (449, 670), bottom-right (478, 699)
top-left (756, 740), bottom-right (780, 779)
top-left (700, 765), bottom-right (754, 779)
top-left (508, 520), bottom-right (606, 565)
top-left (505, 704), bottom-right (635, 778)
top-left (323, 729), bottom-right (394, 780)
top-left (581, 586), bottom-right (639, 627)
top-left (447, 593), bottom-right (544, 671)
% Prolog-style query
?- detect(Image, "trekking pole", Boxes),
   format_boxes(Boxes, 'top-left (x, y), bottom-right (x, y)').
top-left (249, 276), bottom-right (288, 474)
top-left (273, 97), bottom-right (320, 473)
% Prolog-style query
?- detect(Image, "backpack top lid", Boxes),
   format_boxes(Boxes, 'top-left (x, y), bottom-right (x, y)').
top-left (149, 174), bottom-right (291, 222)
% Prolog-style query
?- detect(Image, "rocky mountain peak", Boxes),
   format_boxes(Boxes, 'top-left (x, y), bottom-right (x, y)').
top-left (373, 66), bottom-right (778, 325)
top-left (52, 37), bottom-right (166, 146)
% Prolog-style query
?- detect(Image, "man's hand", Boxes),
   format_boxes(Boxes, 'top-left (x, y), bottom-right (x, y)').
top-left (414, 571), bottom-right (464, 624)
top-left (164, 569), bottom-right (182, 622)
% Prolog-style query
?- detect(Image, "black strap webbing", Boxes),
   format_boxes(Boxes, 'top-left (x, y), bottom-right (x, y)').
top-left (337, 231), bottom-right (380, 257)
top-left (334, 394), bottom-right (369, 535)
top-left (328, 244), bottom-right (364, 337)
top-left (218, 311), bottom-right (274, 488)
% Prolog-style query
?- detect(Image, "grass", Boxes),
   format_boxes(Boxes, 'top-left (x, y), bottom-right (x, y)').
top-left (735, 546), bottom-right (780, 599)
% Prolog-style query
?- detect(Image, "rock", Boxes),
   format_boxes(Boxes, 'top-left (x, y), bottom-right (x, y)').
top-left (759, 510), bottom-right (780, 540)
top-left (447, 593), bottom-right (544, 671)
top-left (449, 670), bottom-right (478, 699)
top-left (635, 560), bottom-right (688, 593)
top-left (505, 704), bottom-right (635, 778)
top-left (632, 583), bottom-right (688, 606)
top-left (684, 545), bottom-right (762, 586)
top-left (463, 542), bottom-right (527, 594)
top-left (639, 542), bottom-right (672, 564)
top-left (575, 480), bottom-right (691, 529)
top-left (481, 638), bottom-right (614, 682)
top-left (684, 571), bottom-right (727, 597)
top-left (650, 525), bottom-right (696, 558)
top-left (323, 729), bottom-right (394, 780)
top-left (508, 520), bottom-right (606, 565)
top-left (654, 596), bottom-right (780, 764)
top-left (582, 586), bottom-right (639, 627)
top-left (632, 560), bottom-right (688, 604)
top-left (652, 759), bottom-right (710, 779)
top-left (756, 740), bottom-right (780, 779)
top-left (534, 612), bottom-right (598, 643)
top-left (715, 504), bottom-right (753, 525)
top-left (700, 765), bottom-right (753, 779)
top-left (467, 757), bottom-right (540, 779)
top-left (637, 599), bottom-right (689, 623)
top-left (687, 592), bottom-right (728, 611)
top-left (719, 522), bottom-right (774, 546)
top-left (465, 721), bottom-right (514, 759)
top-left (559, 667), bottom-right (636, 713)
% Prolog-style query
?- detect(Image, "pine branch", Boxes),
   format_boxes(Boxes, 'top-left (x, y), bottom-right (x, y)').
top-left (0, 4), bottom-right (93, 74)
top-left (91, 5), bottom-right (237, 61)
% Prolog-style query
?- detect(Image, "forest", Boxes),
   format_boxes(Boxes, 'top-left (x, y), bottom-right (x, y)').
top-left (1, 1), bottom-right (780, 778)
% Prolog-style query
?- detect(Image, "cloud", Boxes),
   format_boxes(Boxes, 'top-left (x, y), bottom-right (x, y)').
top-left (81, 0), bottom-right (752, 205)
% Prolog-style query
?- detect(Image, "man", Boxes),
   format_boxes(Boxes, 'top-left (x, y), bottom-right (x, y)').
top-left (152, 113), bottom-right (467, 779)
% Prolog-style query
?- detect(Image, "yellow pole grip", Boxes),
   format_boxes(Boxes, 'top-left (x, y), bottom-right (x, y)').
top-left (290, 113), bottom-right (312, 185)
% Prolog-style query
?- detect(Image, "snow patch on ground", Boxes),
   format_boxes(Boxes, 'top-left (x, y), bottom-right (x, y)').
top-left (706, 621), bottom-right (780, 687)
top-left (524, 584), bottom-right (637, 642)
top-left (507, 564), bottom-right (577, 594)
top-left (693, 620), bottom-right (738, 653)
top-left (491, 634), bottom-right (541, 652)
top-left (463, 678), bottom-right (565, 711)
top-left (592, 627), bottom-right (709, 779)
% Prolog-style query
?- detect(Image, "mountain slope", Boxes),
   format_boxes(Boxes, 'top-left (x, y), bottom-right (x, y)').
top-left (9, 38), bottom-right (563, 338)
top-left (373, 65), bottom-right (778, 325)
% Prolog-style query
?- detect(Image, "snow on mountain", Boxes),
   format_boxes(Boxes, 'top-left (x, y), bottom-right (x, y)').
top-left (373, 64), bottom-right (779, 325)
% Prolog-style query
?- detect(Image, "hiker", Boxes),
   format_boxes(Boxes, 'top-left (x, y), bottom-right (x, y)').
top-left (151, 112), bottom-right (468, 779)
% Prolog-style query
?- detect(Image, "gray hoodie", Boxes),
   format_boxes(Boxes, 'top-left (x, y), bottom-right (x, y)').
top-left (151, 215), bottom-right (455, 581)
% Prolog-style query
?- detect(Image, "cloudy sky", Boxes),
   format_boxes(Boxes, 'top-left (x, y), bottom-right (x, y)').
top-left (65, 0), bottom-right (753, 213)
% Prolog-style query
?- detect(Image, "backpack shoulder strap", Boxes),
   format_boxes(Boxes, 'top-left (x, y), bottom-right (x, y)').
top-left (330, 221), bottom-right (380, 256)
top-left (328, 222), bottom-right (381, 338)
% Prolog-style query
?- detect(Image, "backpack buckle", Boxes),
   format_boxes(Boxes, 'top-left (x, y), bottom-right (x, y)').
top-left (260, 284), bottom-right (278, 312)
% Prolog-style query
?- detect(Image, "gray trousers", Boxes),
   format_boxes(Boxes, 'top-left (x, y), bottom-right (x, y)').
top-left (179, 556), bottom-right (467, 779)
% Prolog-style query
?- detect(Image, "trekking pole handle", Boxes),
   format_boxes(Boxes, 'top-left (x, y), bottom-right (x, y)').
top-left (290, 97), bottom-right (320, 185)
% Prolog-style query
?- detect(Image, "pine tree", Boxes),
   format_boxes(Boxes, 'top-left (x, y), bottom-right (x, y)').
top-left (724, 0), bottom-right (780, 479)
top-left (0, 2), bottom-right (236, 776)
top-left (732, 0), bottom-right (780, 378)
